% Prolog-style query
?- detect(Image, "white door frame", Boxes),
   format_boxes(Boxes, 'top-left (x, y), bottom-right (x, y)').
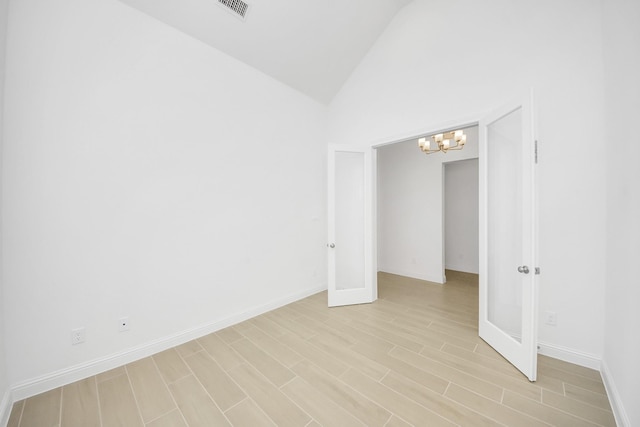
top-left (371, 116), bottom-right (481, 285)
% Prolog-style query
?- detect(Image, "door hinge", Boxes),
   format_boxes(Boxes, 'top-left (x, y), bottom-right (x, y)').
top-left (535, 267), bottom-right (540, 275)
top-left (535, 140), bottom-right (538, 164)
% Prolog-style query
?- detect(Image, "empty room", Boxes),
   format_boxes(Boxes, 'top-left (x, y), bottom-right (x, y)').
top-left (0, 0), bottom-right (638, 426)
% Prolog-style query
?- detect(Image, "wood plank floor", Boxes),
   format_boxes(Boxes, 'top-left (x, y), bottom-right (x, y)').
top-left (7, 271), bottom-right (615, 426)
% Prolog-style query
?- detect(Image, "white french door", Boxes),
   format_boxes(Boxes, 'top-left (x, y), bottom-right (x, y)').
top-left (327, 145), bottom-right (376, 307)
top-left (479, 92), bottom-right (539, 381)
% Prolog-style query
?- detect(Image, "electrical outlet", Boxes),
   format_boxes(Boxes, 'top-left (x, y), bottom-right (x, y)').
top-left (71, 327), bottom-right (85, 345)
top-left (545, 311), bottom-right (557, 326)
top-left (118, 317), bottom-right (130, 332)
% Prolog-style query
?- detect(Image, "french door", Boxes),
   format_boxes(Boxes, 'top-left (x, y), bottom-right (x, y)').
top-left (478, 92), bottom-right (539, 381)
top-left (327, 145), bottom-right (376, 307)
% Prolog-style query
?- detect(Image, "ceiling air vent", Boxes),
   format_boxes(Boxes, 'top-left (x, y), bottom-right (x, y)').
top-left (218, 0), bottom-right (250, 20)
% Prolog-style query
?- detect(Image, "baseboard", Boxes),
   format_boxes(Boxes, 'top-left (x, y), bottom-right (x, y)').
top-left (0, 389), bottom-right (12, 427)
top-left (601, 360), bottom-right (630, 427)
top-left (378, 268), bottom-right (444, 284)
top-left (537, 341), bottom-right (601, 370)
top-left (10, 284), bottom-right (326, 401)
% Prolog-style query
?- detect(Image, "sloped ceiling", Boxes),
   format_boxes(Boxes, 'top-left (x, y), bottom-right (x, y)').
top-left (118, 0), bottom-right (411, 104)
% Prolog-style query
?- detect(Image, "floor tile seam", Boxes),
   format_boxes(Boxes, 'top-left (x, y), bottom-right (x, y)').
top-left (540, 390), bottom-right (616, 421)
top-left (231, 395), bottom-right (280, 427)
top-left (391, 348), bottom-right (508, 403)
top-left (93, 376), bottom-right (104, 427)
top-left (417, 347), bottom-right (544, 400)
top-left (149, 356), bottom-right (189, 427)
top-left (14, 399), bottom-right (25, 427)
top-left (353, 369), bottom-right (457, 427)
top-left (215, 332), bottom-right (238, 346)
top-left (439, 345), bottom-right (528, 380)
top-left (263, 313), bottom-right (316, 340)
top-left (302, 333), bottom-right (367, 375)
top-left (277, 374), bottom-right (299, 391)
top-left (538, 362), bottom-right (602, 382)
top-left (333, 320), bottom-right (399, 349)
top-left (445, 382), bottom-right (549, 427)
top-left (221, 396), bottom-right (249, 414)
top-left (234, 335), bottom-right (290, 369)
top-left (541, 370), bottom-right (607, 390)
top-left (433, 382), bottom-right (515, 427)
top-left (120, 365), bottom-right (145, 426)
top-left (245, 393), bottom-right (292, 426)
top-left (295, 363), bottom-right (393, 425)
top-left (503, 391), bottom-right (607, 427)
top-left (178, 344), bottom-right (242, 424)
top-left (356, 317), bottom-right (447, 348)
top-left (230, 336), bottom-right (297, 386)
top-left (58, 383), bottom-right (64, 427)
top-left (229, 363), bottom-right (315, 426)
top-left (343, 319), bottom-right (424, 352)
top-left (236, 329), bottom-right (303, 369)
top-left (560, 394), bottom-right (613, 413)
top-left (424, 325), bottom-right (480, 343)
top-left (249, 315), bottom-right (293, 341)
top-left (333, 367), bottom-right (411, 426)
top-left (264, 327), bottom-right (352, 378)
top-left (143, 407), bottom-right (184, 426)
top-left (423, 316), bottom-right (479, 333)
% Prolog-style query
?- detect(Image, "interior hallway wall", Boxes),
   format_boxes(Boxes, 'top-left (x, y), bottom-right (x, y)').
top-left (2, 0), bottom-right (327, 392)
top-left (329, 0), bottom-right (607, 364)
top-left (444, 159), bottom-right (478, 274)
top-left (602, 0), bottom-right (640, 425)
top-left (377, 127), bottom-right (478, 283)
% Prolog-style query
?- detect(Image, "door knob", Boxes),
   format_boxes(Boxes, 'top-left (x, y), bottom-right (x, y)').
top-left (517, 266), bottom-right (530, 274)
top-left (328, 243), bottom-right (335, 248)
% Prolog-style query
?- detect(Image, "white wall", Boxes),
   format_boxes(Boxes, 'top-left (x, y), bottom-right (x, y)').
top-left (2, 0), bottom-right (327, 393)
top-left (602, 0), bottom-right (640, 425)
top-left (377, 127), bottom-right (478, 283)
top-left (0, 0), bottom-right (9, 422)
top-left (444, 159), bottom-right (478, 274)
top-left (330, 0), bottom-right (607, 362)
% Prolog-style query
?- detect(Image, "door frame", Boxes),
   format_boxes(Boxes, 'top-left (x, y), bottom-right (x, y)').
top-left (371, 115), bottom-right (481, 285)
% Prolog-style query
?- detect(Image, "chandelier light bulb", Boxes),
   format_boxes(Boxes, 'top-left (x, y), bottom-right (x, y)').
top-left (418, 129), bottom-right (466, 155)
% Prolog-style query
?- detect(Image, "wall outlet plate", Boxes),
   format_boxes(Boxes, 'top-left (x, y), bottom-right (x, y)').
top-left (545, 311), bottom-right (557, 326)
top-left (71, 327), bottom-right (85, 345)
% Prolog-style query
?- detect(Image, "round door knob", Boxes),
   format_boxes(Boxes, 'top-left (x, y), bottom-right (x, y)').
top-left (328, 243), bottom-right (335, 248)
top-left (517, 266), bottom-right (530, 274)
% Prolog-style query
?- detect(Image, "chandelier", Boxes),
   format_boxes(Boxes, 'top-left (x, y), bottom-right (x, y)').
top-left (418, 130), bottom-right (467, 154)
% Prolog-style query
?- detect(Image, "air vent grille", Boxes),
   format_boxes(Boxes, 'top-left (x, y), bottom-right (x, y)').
top-left (218, 0), bottom-right (249, 20)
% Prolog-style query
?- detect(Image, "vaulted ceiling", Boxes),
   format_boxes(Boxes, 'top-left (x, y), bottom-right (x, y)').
top-left (118, 0), bottom-right (412, 104)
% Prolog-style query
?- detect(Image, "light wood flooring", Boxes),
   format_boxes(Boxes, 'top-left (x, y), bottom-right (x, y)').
top-left (7, 271), bottom-right (615, 426)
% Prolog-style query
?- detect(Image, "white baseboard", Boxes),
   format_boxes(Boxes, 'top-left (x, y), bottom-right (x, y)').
top-left (378, 268), bottom-right (444, 284)
top-left (0, 389), bottom-right (12, 427)
top-left (537, 341), bottom-right (601, 370)
top-left (601, 360), bottom-right (630, 427)
top-left (10, 284), bottom-right (326, 401)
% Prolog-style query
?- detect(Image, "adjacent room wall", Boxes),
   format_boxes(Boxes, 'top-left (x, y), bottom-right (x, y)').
top-left (602, 0), bottom-right (640, 425)
top-left (2, 0), bottom-right (327, 394)
top-left (329, 0), bottom-right (607, 365)
top-left (377, 127), bottom-right (478, 282)
top-left (444, 159), bottom-right (478, 274)
top-left (0, 0), bottom-right (9, 422)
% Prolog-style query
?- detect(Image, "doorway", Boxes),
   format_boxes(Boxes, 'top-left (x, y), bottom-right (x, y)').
top-left (443, 158), bottom-right (479, 278)
top-left (376, 126), bottom-right (479, 285)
